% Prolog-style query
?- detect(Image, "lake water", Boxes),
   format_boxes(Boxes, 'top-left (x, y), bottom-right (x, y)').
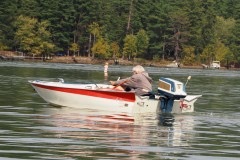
top-left (0, 61), bottom-right (239, 159)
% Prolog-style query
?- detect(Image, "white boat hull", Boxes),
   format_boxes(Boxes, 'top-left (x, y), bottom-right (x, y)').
top-left (29, 80), bottom-right (201, 114)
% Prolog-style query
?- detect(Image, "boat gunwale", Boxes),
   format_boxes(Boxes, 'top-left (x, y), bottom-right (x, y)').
top-left (29, 80), bottom-right (135, 94)
top-left (29, 80), bottom-right (137, 103)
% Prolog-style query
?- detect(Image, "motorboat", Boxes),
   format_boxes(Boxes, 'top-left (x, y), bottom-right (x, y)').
top-left (28, 77), bottom-right (202, 114)
top-left (202, 61), bottom-right (221, 69)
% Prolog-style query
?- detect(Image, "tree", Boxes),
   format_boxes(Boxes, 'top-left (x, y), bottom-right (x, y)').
top-left (89, 22), bottom-right (101, 43)
top-left (110, 42), bottom-right (120, 59)
top-left (182, 45), bottom-right (196, 65)
top-left (0, 26), bottom-right (8, 50)
top-left (0, 43), bottom-right (8, 50)
top-left (14, 15), bottom-right (54, 56)
top-left (140, 0), bottom-right (177, 60)
top-left (88, 22), bottom-right (101, 58)
top-left (209, 16), bottom-right (236, 65)
top-left (136, 29), bottom-right (149, 57)
top-left (16, 0), bottom-right (39, 17)
top-left (0, 0), bottom-right (18, 49)
top-left (14, 15), bottom-right (38, 53)
top-left (214, 16), bottom-right (236, 42)
top-left (0, 0), bottom-right (239, 65)
top-left (36, 20), bottom-right (55, 56)
top-left (36, 0), bottom-right (76, 53)
top-left (126, 0), bottom-right (134, 34)
top-left (123, 34), bottom-right (137, 60)
top-left (70, 42), bottom-right (79, 56)
top-left (91, 37), bottom-right (110, 59)
top-left (201, 40), bottom-right (232, 66)
top-left (214, 40), bottom-right (231, 62)
top-left (168, 8), bottom-right (190, 62)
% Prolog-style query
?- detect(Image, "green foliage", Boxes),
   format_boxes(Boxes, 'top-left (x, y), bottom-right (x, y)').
top-left (70, 42), bottom-right (79, 56)
top-left (214, 16), bottom-right (236, 40)
top-left (168, 8), bottom-right (190, 61)
top-left (110, 42), bottom-right (120, 58)
top-left (14, 15), bottom-right (38, 53)
top-left (123, 29), bottom-right (149, 60)
top-left (201, 40), bottom-right (232, 66)
top-left (182, 46), bottom-right (196, 65)
top-left (201, 44), bottom-right (214, 64)
top-left (14, 15), bottom-right (54, 55)
top-left (16, 0), bottom-right (39, 17)
top-left (136, 29), bottom-right (149, 57)
top-left (36, 21), bottom-right (55, 54)
top-left (91, 37), bottom-right (110, 59)
top-left (123, 34), bottom-right (137, 59)
top-left (152, 54), bottom-right (160, 62)
top-left (0, 28), bottom-right (8, 50)
top-left (0, 43), bottom-right (8, 50)
top-left (144, 0), bottom-right (174, 59)
top-left (0, 0), bottom-right (239, 66)
top-left (89, 22), bottom-right (101, 42)
top-left (214, 41), bottom-right (231, 62)
top-left (200, 16), bottom-right (236, 65)
top-left (0, 0), bottom-right (18, 49)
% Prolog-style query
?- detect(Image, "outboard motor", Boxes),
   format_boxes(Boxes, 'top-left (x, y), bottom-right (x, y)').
top-left (158, 77), bottom-right (187, 112)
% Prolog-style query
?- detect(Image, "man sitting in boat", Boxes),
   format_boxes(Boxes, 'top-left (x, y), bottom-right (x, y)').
top-left (109, 65), bottom-right (153, 95)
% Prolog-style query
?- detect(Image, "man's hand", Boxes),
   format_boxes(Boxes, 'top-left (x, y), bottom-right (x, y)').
top-left (109, 81), bottom-right (115, 85)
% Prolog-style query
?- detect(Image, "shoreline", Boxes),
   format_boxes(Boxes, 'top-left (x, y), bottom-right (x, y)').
top-left (1, 52), bottom-right (239, 70)
top-left (26, 56), bottom-right (203, 69)
top-left (26, 56), bottom-right (239, 70)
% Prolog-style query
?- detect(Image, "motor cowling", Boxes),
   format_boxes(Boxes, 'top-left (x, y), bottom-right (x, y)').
top-left (158, 77), bottom-right (187, 112)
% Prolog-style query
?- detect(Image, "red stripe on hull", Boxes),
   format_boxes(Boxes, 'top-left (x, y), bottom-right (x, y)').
top-left (32, 83), bottom-right (136, 102)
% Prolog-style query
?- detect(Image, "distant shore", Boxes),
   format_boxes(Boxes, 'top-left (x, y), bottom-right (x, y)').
top-left (21, 56), bottom-right (239, 70)
top-left (27, 56), bottom-right (204, 69)
top-left (1, 51), bottom-right (239, 70)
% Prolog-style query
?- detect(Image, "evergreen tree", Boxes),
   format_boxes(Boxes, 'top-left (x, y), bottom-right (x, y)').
top-left (73, 0), bottom-right (103, 56)
top-left (16, 0), bottom-right (39, 17)
top-left (136, 29), bottom-right (149, 58)
top-left (36, 0), bottom-right (75, 54)
top-left (0, 0), bottom-right (239, 66)
top-left (0, 0), bottom-right (18, 49)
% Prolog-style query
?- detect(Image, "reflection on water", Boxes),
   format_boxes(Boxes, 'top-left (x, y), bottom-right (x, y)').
top-left (0, 62), bottom-right (240, 159)
top-left (158, 113), bottom-right (175, 127)
top-left (0, 105), bottom-right (217, 159)
top-left (39, 107), bottom-right (196, 149)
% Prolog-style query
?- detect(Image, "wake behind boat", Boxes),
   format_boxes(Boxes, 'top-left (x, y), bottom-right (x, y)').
top-left (29, 77), bottom-right (202, 114)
